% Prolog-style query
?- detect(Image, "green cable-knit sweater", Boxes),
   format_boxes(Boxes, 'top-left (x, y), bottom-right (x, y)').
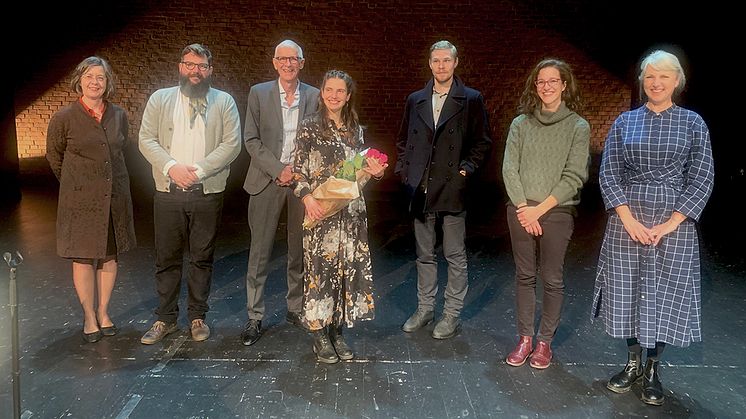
top-left (502, 101), bottom-right (590, 207)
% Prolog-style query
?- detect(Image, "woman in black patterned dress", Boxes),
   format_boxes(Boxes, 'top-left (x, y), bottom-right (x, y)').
top-left (293, 70), bottom-right (387, 364)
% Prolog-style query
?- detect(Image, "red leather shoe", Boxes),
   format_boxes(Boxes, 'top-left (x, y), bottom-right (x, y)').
top-left (529, 340), bottom-right (552, 369)
top-left (506, 336), bottom-right (533, 367)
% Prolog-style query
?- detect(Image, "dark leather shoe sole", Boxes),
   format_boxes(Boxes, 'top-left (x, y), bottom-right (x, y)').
top-left (641, 394), bottom-right (665, 406)
top-left (82, 330), bottom-right (102, 343)
top-left (241, 332), bottom-right (262, 346)
top-left (432, 325), bottom-right (460, 339)
top-left (606, 376), bottom-right (641, 394)
top-left (313, 345), bottom-right (340, 364)
top-left (101, 325), bottom-right (118, 337)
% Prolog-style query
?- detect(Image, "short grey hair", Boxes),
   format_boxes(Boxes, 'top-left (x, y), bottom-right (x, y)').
top-left (639, 50), bottom-right (686, 95)
top-left (275, 39), bottom-right (304, 60)
top-left (429, 40), bottom-right (457, 60)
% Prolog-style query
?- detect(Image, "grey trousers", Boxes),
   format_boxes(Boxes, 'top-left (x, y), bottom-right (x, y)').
top-left (246, 182), bottom-right (304, 320)
top-left (413, 211), bottom-right (468, 316)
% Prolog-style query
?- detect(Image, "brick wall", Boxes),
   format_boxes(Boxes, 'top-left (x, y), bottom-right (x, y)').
top-left (14, 0), bottom-right (631, 184)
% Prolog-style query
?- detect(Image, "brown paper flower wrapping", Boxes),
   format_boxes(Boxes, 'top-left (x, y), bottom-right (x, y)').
top-left (303, 169), bottom-right (371, 229)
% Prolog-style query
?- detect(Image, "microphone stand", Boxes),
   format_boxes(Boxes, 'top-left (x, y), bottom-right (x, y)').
top-left (4, 250), bottom-right (23, 419)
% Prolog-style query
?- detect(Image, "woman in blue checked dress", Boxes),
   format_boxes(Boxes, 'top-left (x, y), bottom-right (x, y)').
top-left (592, 50), bottom-right (714, 406)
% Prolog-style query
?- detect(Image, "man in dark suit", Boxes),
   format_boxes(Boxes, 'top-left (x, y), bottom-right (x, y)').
top-left (241, 40), bottom-right (320, 346)
top-left (395, 40), bottom-right (492, 339)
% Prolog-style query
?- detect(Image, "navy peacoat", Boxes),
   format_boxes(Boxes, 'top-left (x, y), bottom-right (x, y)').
top-left (395, 76), bottom-right (492, 212)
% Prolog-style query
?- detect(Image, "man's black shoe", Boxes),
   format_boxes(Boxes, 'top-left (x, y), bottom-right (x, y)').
top-left (241, 319), bottom-right (262, 346)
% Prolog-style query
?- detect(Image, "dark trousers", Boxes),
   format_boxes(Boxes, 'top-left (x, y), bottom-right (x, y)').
top-left (413, 210), bottom-right (468, 316)
top-left (506, 205), bottom-right (574, 343)
top-left (153, 189), bottom-right (223, 323)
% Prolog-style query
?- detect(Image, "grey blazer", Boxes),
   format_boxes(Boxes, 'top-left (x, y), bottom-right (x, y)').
top-left (243, 80), bottom-right (320, 195)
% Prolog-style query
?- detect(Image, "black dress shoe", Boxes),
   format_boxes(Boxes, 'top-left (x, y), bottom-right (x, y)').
top-left (285, 311), bottom-right (303, 328)
top-left (82, 330), bottom-right (102, 343)
top-left (241, 319), bottom-right (262, 346)
top-left (101, 324), bottom-right (118, 337)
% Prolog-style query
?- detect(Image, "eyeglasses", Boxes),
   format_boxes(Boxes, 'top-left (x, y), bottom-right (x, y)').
top-left (274, 56), bottom-right (300, 64)
top-left (82, 74), bottom-right (106, 83)
top-left (535, 78), bottom-right (562, 88)
top-left (181, 61), bottom-right (211, 71)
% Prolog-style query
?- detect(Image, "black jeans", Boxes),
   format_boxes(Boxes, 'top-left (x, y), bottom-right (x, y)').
top-left (506, 204), bottom-right (574, 343)
top-left (153, 189), bottom-right (223, 323)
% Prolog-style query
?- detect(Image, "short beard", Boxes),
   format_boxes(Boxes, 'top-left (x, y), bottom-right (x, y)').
top-left (179, 74), bottom-right (211, 98)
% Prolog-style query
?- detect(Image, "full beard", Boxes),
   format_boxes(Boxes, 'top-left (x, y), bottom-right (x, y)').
top-left (179, 74), bottom-right (211, 98)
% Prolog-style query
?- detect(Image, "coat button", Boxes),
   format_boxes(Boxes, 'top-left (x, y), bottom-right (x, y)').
top-left (449, 145), bottom-right (454, 151)
top-left (409, 145), bottom-right (414, 150)
top-left (413, 129), bottom-right (418, 134)
top-left (445, 176), bottom-right (451, 181)
top-left (405, 161), bottom-right (410, 165)
top-left (449, 128), bottom-right (454, 134)
top-left (428, 177), bottom-right (432, 181)
top-left (448, 162), bottom-right (453, 167)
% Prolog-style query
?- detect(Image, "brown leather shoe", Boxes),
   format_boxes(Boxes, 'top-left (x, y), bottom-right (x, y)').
top-left (529, 340), bottom-right (552, 369)
top-left (506, 336), bottom-right (533, 367)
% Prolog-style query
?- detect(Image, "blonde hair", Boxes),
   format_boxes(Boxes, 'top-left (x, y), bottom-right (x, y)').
top-left (638, 50), bottom-right (686, 96)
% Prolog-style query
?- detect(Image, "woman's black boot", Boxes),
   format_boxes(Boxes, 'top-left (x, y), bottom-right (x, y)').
top-left (641, 358), bottom-right (665, 406)
top-left (328, 325), bottom-right (354, 360)
top-left (606, 350), bottom-right (643, 393)
top-left (312, 328), bottom-right (339, 364)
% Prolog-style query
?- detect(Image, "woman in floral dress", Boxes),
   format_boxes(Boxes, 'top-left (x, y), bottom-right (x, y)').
top-left (293, 70), bottom-right (387, 364)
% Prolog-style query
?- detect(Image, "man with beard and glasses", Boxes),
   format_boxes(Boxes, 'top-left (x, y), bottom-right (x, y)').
top-left (241, 39), bottom-right (319, 346)
top-left (139, 43), bottom-right (241, 344)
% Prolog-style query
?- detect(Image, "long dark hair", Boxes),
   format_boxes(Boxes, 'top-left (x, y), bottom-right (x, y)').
top-left (517, 58), bottom-right (582, 115)
top-left (318, 69), bottom-right (361, 146)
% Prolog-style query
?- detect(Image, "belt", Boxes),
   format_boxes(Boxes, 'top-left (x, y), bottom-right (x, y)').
top-left (170, 183), bottom-right (203, 193)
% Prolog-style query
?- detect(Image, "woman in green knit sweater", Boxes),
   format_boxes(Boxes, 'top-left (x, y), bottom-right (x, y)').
top-left (502, 58), bottom-right (590, 369)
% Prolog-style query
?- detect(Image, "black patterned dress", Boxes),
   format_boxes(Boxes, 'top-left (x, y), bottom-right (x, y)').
top-left (293, 116), bottom-right (375, 330)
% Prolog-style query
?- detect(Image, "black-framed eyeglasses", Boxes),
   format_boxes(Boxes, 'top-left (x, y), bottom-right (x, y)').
top-left (181, 61), bottom-right (211, 71)
top-left (274, 56), bottom-right (300, 64)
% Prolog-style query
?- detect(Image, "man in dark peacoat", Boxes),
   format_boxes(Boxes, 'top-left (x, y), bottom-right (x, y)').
top-left (240, 40), bottom-right (320, 346)
top-left (395, 40), bottom-right (492, 339)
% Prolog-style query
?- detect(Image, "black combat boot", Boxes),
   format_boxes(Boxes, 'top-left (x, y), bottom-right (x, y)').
top-left (312, 328), bottom-right (339, 364)
top-left (641, 358), bottom-right (665, 406)
top-left (606, 350), bottom-right (643, 393)
top-left (328, 325), bottom-right (354, 360)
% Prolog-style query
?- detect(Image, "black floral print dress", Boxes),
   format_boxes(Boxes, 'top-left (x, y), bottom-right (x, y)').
top-left (293, 116), bottom-right (375, 330)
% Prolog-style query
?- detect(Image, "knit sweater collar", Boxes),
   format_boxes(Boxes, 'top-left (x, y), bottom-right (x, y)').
top-left (532, 101), bottom-right (574, 126)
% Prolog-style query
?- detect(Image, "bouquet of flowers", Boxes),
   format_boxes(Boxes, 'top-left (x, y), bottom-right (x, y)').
top-left (303, 148), bottom-right (388, 229)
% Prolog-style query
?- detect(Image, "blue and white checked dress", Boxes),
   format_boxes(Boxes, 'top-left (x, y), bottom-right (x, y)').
top-left (592, 104), bottom-right (714, 348)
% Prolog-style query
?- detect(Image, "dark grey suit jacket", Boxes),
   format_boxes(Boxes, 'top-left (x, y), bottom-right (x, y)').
top-left (243, 80), bottom-right (320, 195)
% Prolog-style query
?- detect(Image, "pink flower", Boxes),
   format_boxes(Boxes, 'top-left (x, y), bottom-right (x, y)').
top-left (366, 148), bottom-right (388, 164)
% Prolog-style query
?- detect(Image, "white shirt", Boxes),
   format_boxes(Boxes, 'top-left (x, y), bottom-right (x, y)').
top-left (278, 80), bottom-right (300, 164)
top-left (163, 92), bottom-right (207, 180)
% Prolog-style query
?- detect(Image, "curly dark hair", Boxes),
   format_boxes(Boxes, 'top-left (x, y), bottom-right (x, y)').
top-left (517, 58), bottom-right (582, 115)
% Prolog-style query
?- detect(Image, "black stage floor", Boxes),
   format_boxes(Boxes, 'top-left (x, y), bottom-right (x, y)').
top-left (0, 175), bottom-right (744, 418)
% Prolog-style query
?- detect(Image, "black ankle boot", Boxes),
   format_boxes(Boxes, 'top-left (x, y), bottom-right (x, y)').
top-left (607, 350), bottom-right (643, 393)
top-left (312, 329), bottom-right (339, 364)
top-left (641, 358), bottom-right (665, 405)
top-left (328, 325), bottom-right (354, 360)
